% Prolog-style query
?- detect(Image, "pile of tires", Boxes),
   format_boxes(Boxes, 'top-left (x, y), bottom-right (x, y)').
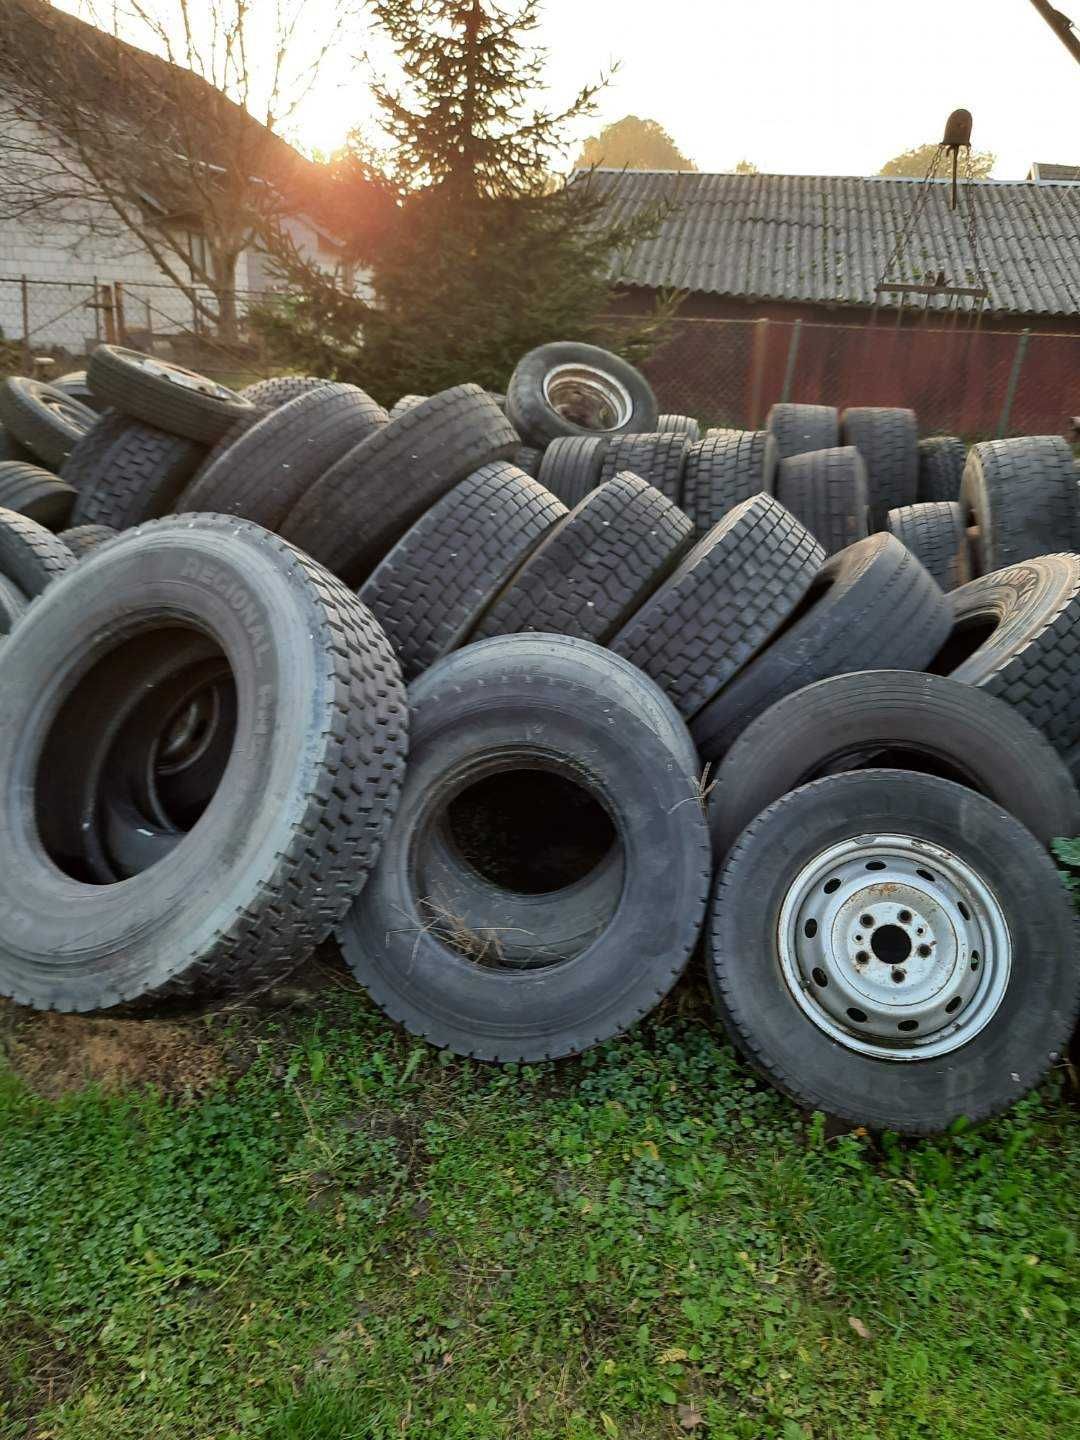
top-left (0, 341), bottom-right (1077, 1138)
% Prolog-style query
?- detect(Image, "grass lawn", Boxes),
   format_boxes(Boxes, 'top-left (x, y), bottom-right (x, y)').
top-left (0, 964), bottom-right (1077, 1440)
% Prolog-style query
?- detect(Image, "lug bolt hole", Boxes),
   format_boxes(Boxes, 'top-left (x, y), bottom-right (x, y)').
top-left (970, 950), bottom-right (980, 970)
top-left (804, 918), bottom-right (818, 939)
top-left (945, 996), bottom-right (962, 1014)
top-left (855, 950), bottom-right (869, 964)
top-left (891, 969), bottom-right (906, 983)
top-left (898, 909), bottom-right (912, 924)
top-left (847, 1007), bottom-right (868, 1023)
top-left (897, 1019), bottom-right (919, 1033)
top-left (812, 967), bottom-right (828, 987)
top-left (823, 878), bottom-right (841, 894)
top-left (917, 944), bottom-right (932, 958)
top-left (859, 914), bottom-right (874, 929)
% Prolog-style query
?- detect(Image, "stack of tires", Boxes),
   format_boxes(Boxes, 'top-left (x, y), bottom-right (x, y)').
top-left (0, 341), bottom-right (1077, 1139)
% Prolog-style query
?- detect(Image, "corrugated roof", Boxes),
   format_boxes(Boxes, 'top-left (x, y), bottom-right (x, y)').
top-left (1029, 162), bottom-right (1080, 183)
top-left (585, 169), bottom-right (1080, 317)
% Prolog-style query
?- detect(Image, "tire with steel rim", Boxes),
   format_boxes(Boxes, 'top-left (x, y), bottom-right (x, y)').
top-left (708, 769), bottom-right (1080, 1134)
top-left (87, 345), bottom-right (254, 445)
top-left (507, 342), bottom-right (658, 448)
top-left (0, 378), bottom-right (97, 469)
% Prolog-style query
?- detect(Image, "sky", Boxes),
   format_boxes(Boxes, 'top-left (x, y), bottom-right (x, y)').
top-left (61, 0), bottom-right (1080, 179)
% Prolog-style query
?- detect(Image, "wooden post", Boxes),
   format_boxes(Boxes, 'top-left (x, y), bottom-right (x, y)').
top-left (780, 319), bottom-right (802, 403)
top-left (100, 284), bottom-right (116, 344)
top-left (114, 281), bottom-right (127, 345)
top-left (748, 318), bottom-right (770, 428)
top-left (92, 276), bottom-right (101, 343)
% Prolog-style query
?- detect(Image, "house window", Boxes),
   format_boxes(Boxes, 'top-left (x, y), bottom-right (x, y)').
top-left (188, 232), bottom-right (209, 276)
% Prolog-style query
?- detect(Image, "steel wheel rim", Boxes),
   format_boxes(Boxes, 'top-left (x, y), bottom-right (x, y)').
top-left (128, 351), bottom-right (235, 401)
top-left (542, 364), bottom-right (632, 431)
top-left (777, 833), bottom-right (1010, 1060)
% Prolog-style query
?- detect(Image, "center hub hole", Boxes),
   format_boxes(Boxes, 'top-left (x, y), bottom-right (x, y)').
top-left (869, 924), bottom-right (913, 967)
top-left (446, 768), bottom-right (616, 894)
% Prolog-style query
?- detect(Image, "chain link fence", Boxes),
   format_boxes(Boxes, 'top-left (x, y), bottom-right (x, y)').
top-left (635, 316), bottom-right (1080, 442)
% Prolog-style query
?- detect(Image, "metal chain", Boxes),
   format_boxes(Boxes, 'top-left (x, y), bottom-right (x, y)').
top-left (878, 143), bottom-right (945, 284)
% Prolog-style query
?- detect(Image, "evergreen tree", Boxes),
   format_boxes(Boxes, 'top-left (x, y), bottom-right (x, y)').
top-left (255, 0), bottom-right (672, 403)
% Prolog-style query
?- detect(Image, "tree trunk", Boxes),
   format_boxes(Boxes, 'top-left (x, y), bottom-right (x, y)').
top-left (212, 249), bottom-right (242, 343)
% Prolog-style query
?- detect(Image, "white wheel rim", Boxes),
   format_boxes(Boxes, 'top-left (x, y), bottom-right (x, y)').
top-left (542, 364), bottom-right (632, 431)
top-left (777, 833), bottom-right (1011, 1060)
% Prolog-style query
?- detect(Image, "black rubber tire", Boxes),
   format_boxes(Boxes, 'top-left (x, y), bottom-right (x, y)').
top-left (766, 403), bottom-right (839, 460)
top-left (337, 635), bottom-right (710, 1060)
top-left (0, 462), bottom-right (76, 529)
top-left (0, 572), bottom-right (27, 633)
top-left (598, 432), bottom-right (690, 503)
top-left (931, 554), bottom-right (1080, 755)
top-left (0, 378), bottom-right (96, 469)
top-left (514, 445), bottom-right (543, 478)
top-left (0, 508), bottom-right (75, 597)
top-left (187, 409), bottom-right (267, 484)
top-left (53, 371), bottom-right (106, 412)
top-left (708, 670), bottom-right (1080, 858)
top-left (239, 375), bottom-right (330, 407)
top-left (918, 436), bottom-right (966, 503)
top-left (960, 437), bottom-right (1080, 571)
top-left (359, 462), bottom-right (567, 679)
top-left (610, 493), bottom-right (825, 721)
top-left (682, 430), bottom-right (778, 532)
top-left (86, 345), bottom-right (254, 444)
top-left (657, 414), bottom-right (701, 440)
top-left (507, 342), bottom-right (658, 448)
top-left (473, 473), bottom-right (694, 646)
top-left (708, 770), bottom-right (1080, 1135)
top-left (71, 422), bottom-right (206, 529)
top-left (840, 406), bottom-right (919, 530)
top-left (886, 501), bottom-right (971, 592)
top-left (775, 446), bottom-right (869, 555)
top-left (536, 435), bottom-right (609, 508)
top-left (691, 533), bottom-right (952, 759)
top-left (177, 384), bottom-right (387, 530)
top-left (389, 394), bottom-right (428, 420)
top-left (0, 425), bottom-right (32, 464)
top-left (57, 524), bottom-right (117, 560)
top-left (282, 384), bottom-right (518, 586)
top-left (59, 409), bottom-right (132, 491)
top-left (0, 514), bottom-right (409, 1012)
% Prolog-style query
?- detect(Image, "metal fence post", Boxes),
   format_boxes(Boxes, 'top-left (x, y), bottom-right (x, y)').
top-left (20, 275), bottom-right (31, 369)
top-left (780, 319), bottom-right (802, 403)
top-left (92, 276), bottom-right (101, 343)
top-left (997, 328), bottom-right (1031, 438)
top-left (748, 318), bottom-right (770, 428)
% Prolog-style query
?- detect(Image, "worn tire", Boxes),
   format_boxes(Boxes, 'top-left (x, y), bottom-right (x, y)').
top-left (932, 554), bottom-right (1080, 755)
top-left (918, 436), bottom-right (966, 503)
top-left (507, 342), bottom-right (658, 448)
top-left (359, 462), bottom-right (567, 679)
top-left (53, 371), bottom-right (106, 412)
top-left (657, 414), bottom-right (701, 440)
top-left (0, 378), bottom-right (96, 469)
top-left (841, 406), bottom-right (918, 530)
top-left (766, 403), bottom-right (839, 460)
top-left (0, 461), bottom-right (76, 529)
top-left (775, 446), bottom-right (869, 555)
top-left (514, 445), bottom-right (543, 478)
top-left (87, 345), bottom-right (254, 444)
top-left (682, 430), bottom-right (777, 532)
top-left (473, 473), bottom-right (694, 646)
top-left (239, 375), bottom-right (330, 407)
top-left (611, 493), bottom-right (825, 720)
top-left (337, 635), bottom-right (710, 1059)
top-left (59, 409), bottom-right (132, 491)
top-left (887, 501), bottom-right (971, 592)
top-left (0, 515), bottom-right (409, 1012)
top-left (283, 384), bottom-right (518, 585)
top-left (691, 533), bottom-right (952, 759)
top-left (57, 524), bottom-right (117, 560)
top-left (598, 432), bottom-right (690, 503)
top-left (0, 572), bottom-right (27, 633)
top-left (177, 384), bottom-right (387, 530)
top-left (708, 670), bottom-right (1080, 857)
top-left (960, 437), bottom-right (1080, 571)
top-left (536, 435), bottom-right (609, 508)
top-left (708, 770), bottom-right (1080, 1134)
top-left (0, 507), bottom-right (75, 597)
top-left (389, 394), bottom-right (428, 420)
top-left (0, 425), bottom-right (32, 464)
top-left (71, 422), bottom-right (205, 529)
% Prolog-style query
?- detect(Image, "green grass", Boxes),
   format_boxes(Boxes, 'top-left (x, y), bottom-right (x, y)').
top-left (0, 987), bottom-right (1077, 1440)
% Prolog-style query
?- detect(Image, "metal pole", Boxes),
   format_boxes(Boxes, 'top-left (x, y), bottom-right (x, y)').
top-left (997, 328), bottom-right (1031, 438)
top-left (92, 276), bottom-right (101, 344)
top-left (779, 319), bottom-right (802, 403)
top-left (748, 318), bottom-right (770, 428)
top-left (1027, 0), bottom-right (1080, 65)
top-left (20, 275), bottom-right (31, 369)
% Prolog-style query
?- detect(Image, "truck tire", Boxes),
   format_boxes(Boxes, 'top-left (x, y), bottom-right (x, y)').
top-left (598, 432), bottom-right (690, 503)
top-left (507, 342), bottom-right (658, 448)
top-left (283, 384), bottom-right (518, 585)
top-left (359, 462), bottom-right (567, 679)
top-left (0, 425), bottom-right (32, 464)
top-left (0, 508), bottom-right (75, 596)
top-left (610, 493), bottom-right (825, 720)
top-left (71, 422), bottom-right (205, 529)
top-left (657, 414), bottom-right (701, 440)
top-left (59, 409), bottom-right (132, 491)
top-left (775, 446), bottom-right (869, 555)
top-left (57, 524), bottom-right (117, 560)
top-left (87, 345), bottom-right (254, 444)
top-left (177, 384), bottom-right (387, 530)
top-left (337, 635), bottom-right (710, 1059)
top-left (682, 430), bottom-right (777, 532)
top-left (0, 378), bottom-right (96, 469)
top-left (960, 437), bottom-right (1080, 570)
top-left (239, 375), bottom-right (330, 407)
top-left (708, 670), bottom-right (1080, 857)
top-left (0, 514), bottom-right (408, 1012)
top-left (0, 462), bottom-right (76, 529)
top-left (708, 770), bottom-right (1080, 1134)
top-left (886, 501), bottom-right (971, 591)
top-left (472, 472), bottom-right (694, 645)
top-left (841, 406), bottom-right (919, 530)
top-left (389, 394), bottom-right (427, 420)
top-left (0, 572), bottom-right (27, 633)
top-left (536, 435), bottom-right (609, 508)
top-left (766, 403), bottom-right (839, 459)
top-left (691, 533), bottom-right (952, 759)
top-left (918, 436), bottom-right (965, 502)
